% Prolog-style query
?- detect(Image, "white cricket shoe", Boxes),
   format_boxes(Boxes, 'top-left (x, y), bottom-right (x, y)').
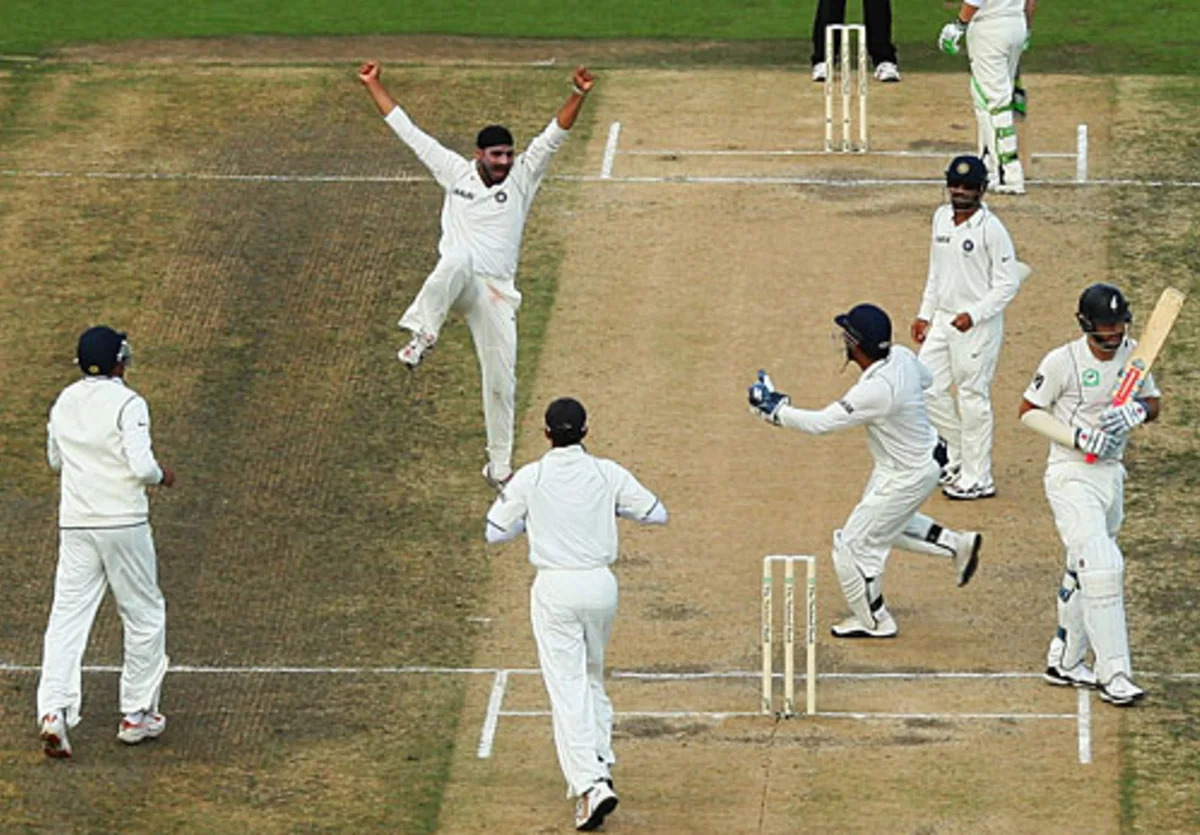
top-left (874, 62), bottom-right (901, 82)
top-left (831, 610), bottom-right (898, 639)
top-left (397, 331), bottom-right (437, 368)
top-left (994, 161), bottom-right (1026, 195)
top-left (811, 62), bottom-right (828, 82)
top-left (118, 711), bottom-right (167, 744)
top-left (481, 463), bottom-right (513, 491)
top-left (575, 779), bottom-right (618, 831)
top-left (942, 481), bottom-right (997, 501)
top-left (1044, 661), bottom-right (1098, 688)
top-left (954, 531), bottom-right (982, 587)
top-left (1099, 673), bottom-right (1146, 706)
top-left (40, 711), bottom-right (71, 759)
top-left (938, 463), bottom-right (960, 486)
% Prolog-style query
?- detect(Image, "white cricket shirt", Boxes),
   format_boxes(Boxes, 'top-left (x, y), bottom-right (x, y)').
top-left (384, 106), bottom-right (569, 281)
top-left (775, 346), bottom-right (938, 473)
top-left (47, 376), bottom-right (165, 528)
top-left (917, 203), bottom-right (1025, 326)
top-left (966, 0), bottom-right (1027, 22)
top-left (485, 445), bottom-right (662, 570)
top-left (1023, 335), bottom-right (1161, 465)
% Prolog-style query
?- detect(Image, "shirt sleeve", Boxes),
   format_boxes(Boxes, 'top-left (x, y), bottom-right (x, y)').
top-left (118, 396), bottom-right (164, 485)
top-left (966, 217), bottom-right (1025, 325)
top-left (384, 105), bottom-right (473, 190)
top-left (514, 119), bottom-right (570, 188)
top-left (1022, 349), bottom-right (1065, 409)
top-left (485, 469), bottom-right (530, 541)
top-left (775, 377), bottom-right (890, 435)
top-left (46, 406), bottom-right (61, 472)
top-left (917, 209), bottom-right (942, 321)
top-left (613, 464), bottom-right (666, 524)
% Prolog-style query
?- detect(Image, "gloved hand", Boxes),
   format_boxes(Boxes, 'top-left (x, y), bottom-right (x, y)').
top-left (748, 369), bottom-right (790, 425)
top-left (1099, 400), bottom-right (1148, 435)
top-left (1074, 426), bottom-right (1121, 459)
top-left (1013, 73), bottom-right (1028, 120)
top-left (938, 19), bottom-right (967, 55)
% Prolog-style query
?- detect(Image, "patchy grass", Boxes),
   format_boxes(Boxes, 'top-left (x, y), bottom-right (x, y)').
top-left (1107, 75), bottom-right (1200, 833)
top-left (0, 63), bottom-right (585, 832)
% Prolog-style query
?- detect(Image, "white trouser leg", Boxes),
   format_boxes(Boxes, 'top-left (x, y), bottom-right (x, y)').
top-left (464, 277), bottom-right (520, 479)
top-left (893, 511), bottom-right (959, 558)
top-left (967, 17), bottom-right (1026, 182)
top-left (103, 525), bottom-right (169, 715)
top-left (834, 464), bottom-right (940, 619)
top-left (38, 529), bottom-right (109, 727)
top-left (918, 314), bottom-right (961, 469)
top-left (398, 251), bottom-right (474, 339)
top-left (1045, 463), bottom-right (1131, 683)
top-left (530, 568), bottom-right (617, 797)
top-left (948, 315), bottom-right (1003, 487)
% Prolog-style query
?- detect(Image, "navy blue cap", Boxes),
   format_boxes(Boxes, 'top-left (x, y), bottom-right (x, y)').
top-left (835, 304), bottom-right (892, 360)
top-left (945, 154), bottom-right (988, 188)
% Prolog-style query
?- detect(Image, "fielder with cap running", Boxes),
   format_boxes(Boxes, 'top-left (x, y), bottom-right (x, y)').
top-left (912, 154), bottom-right (1031, 501)
top-left (748, 304), bottom-right (982, 638)
top-left (358, 60), bottom-right (595, 490)
top-left (484, 397), bottom-right (667, 831)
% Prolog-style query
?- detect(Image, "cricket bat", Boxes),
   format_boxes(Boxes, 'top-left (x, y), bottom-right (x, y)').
top-left (1087, 286), bottom-right (1186, 462)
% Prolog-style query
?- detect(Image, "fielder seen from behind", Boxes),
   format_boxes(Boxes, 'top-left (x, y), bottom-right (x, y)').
top-left (912, 155), bottom-right (1030, 501)
top-left (38, 327), bottom-right (175, 758)
top-left (749, 305), bottom-right (982, 639)
top-left (358, 61), bottom-right (595, 489)
top-left (939, 0), bottom-right (1036, 194)
top-left (484, 398), bottom-right (667, 832)
top-left (1019, 284), bottom-right (1162, 705)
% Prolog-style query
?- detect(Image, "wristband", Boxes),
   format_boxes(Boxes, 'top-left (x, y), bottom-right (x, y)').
top-left (572, 84), bottom-right (588, 96)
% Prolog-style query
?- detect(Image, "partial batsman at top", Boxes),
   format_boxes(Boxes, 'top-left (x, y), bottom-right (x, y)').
top-left (359, 60), bottom-right (595, 489)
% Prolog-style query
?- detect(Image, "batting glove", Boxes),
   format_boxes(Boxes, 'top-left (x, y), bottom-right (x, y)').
top-left (1099, 400), bottom-right (1148, 436)
top-left (748, 369), bottom-right (790, 425)
top-left (1074, 426), bottom-right (1121, 459)
top-left (938, 20), bottom-right (967, 55)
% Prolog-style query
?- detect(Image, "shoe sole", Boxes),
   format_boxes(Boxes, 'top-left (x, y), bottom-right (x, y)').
top-left (1043, 671), bottom-right (1096, 689)
top-left (830, 628), bottom-right (898, 639)
top-left (943, 490), bottom-right (997, 501)
top-left (957, 534), bottom-right (982, 587)
top-left (118, 727), bottom-right (165, 745)
top-left (577, 796), bottom-right (618, 831)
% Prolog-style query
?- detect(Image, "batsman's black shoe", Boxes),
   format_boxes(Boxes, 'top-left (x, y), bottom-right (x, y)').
top-left (954, 531), bottom-right (982, 587)
top-left (575, 779), bottom-right (618, 831)
top-left (942, 481), bottom-right (996, 501)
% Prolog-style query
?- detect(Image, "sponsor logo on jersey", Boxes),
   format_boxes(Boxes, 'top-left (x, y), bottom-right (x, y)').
top-left (936, 235), bottom-right (951, 244)
top-left (1032, 373), bottom-right (1045, 390)
top-left (1082, 369), bottom-right (1101, 387)
top-left (495, 191), bottom-right (508, 203)
top-left (838, 399), bottom-right (855, 414)
top-left (962, 239), bottom-right (975, 252)
top-left (452, 188), bottom-right (476, 201)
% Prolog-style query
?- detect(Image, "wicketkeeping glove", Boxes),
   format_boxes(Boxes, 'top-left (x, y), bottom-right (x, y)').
top-left (748, 369), bottom-right (790, 425)
top-left (938, 19), bottom-right (967, 55)
top-left (1099, 400), bottom-right (1148, 436)
top-left (1074, 426), bottom-right (1121, 459)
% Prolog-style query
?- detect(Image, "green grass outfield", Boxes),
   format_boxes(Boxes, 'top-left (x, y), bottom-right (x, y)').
top-left (2, 0), bottom-right (1199, 74)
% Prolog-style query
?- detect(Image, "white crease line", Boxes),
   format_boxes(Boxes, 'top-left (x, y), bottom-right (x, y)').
top-left (1078, 688), bottom-right (1092, 765)
top-left (4, 168), bottom-right (1200, 189)
top-left (477, 670), bottom-right (509, 759)
top-left (620, 148), bottom-right (1078, 161)
top-left (601, 121), bottom-right (621, 179)
top-left (0, 662), bottom-right (1195, 679)
top-left (499, 709), bottom-right (1075, 721)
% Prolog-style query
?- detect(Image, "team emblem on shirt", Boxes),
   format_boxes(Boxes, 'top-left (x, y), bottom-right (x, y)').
top-left (1031, 373), bottom-right (1044, 390)
top-left (962, 240), bottom-right (975, 252)
top-left (1082, 369), bottom-right (1101, 387)
top-left (495, 191), bottom-right (508, 203)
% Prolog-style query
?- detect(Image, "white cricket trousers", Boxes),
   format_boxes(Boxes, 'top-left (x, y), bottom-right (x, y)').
top-left (1044, 461), bottom-right (1132, 684)
top-left (966, 15), bottom-right (1025, 179)
top-left (37, 525), bottom-right (168, 727)
top-left (918, 310), bottom-right (1004, 488)
top-left (833, 461), bottom-right (945, 622)
top-left (530, 567), bottom-right (617, 798)
top-left (400, 250), bottom-right (520, 477)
